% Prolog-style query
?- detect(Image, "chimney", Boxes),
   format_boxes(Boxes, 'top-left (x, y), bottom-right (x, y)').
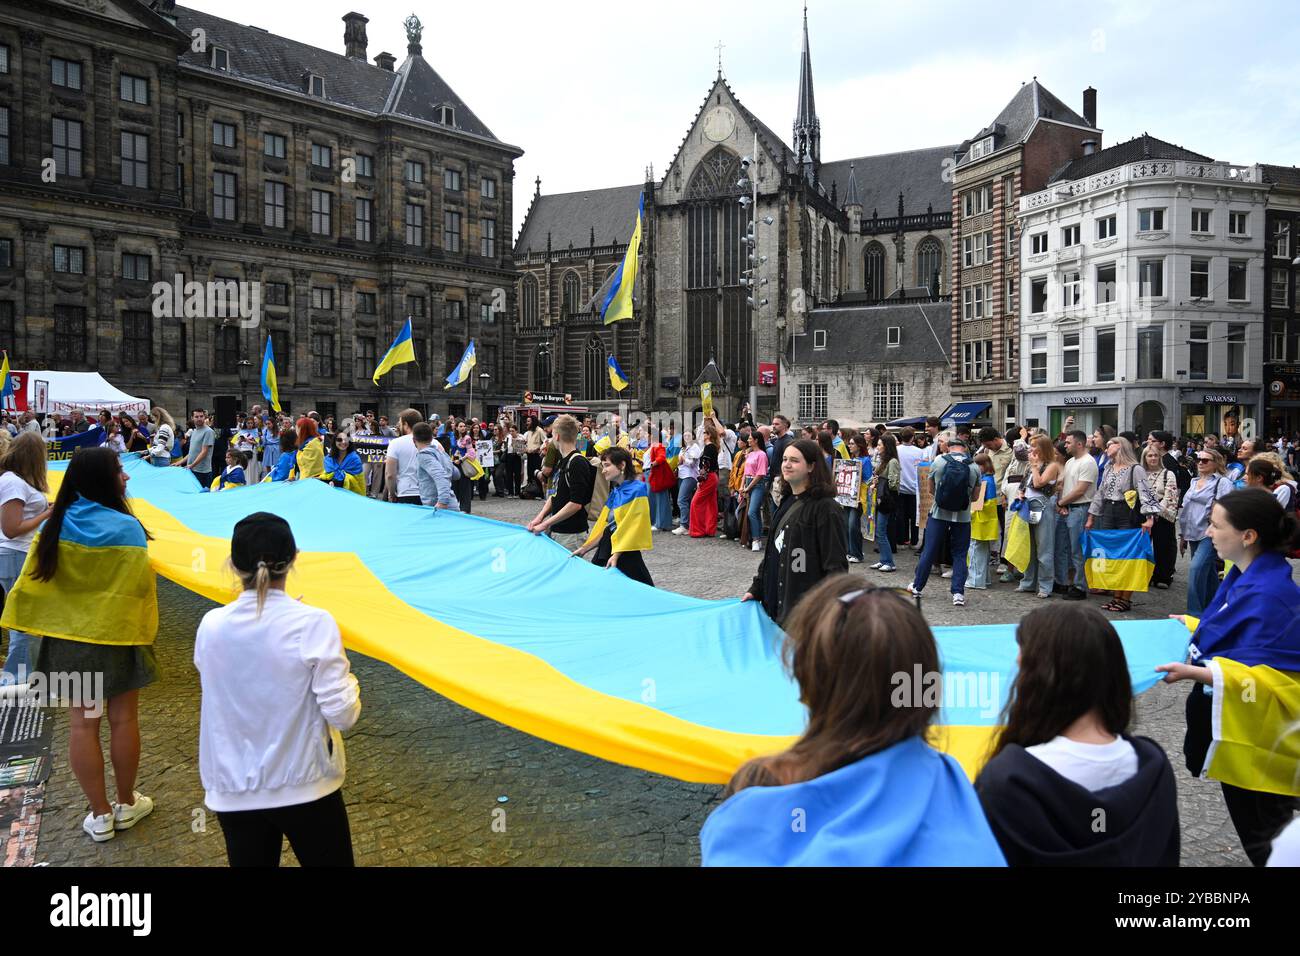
top-left (343, 12), bottom-right (369, 61)
top-left (1083, 86), bottom-right (1097, 128)
top-left (1082, 139), bottom-right (1098, 156)
top-left (373, 51), bottom-right (395, 71)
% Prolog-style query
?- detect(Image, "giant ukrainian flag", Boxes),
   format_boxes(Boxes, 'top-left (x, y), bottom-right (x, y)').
top-left (41, 457), bottom-right (1189, 783)
top-left (373, 317), bottom-right (417, 384)
top-left (600, 192), bottom-right (643, 325)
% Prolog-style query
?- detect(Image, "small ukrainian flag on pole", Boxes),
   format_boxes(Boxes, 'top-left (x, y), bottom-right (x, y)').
top-left (373, 317), bottom-right (417, 384)
top-left (606, 354), bottom-right (629, 392)
top-left (445, 339), bottom-right (477, 390)
top-left (0, 350), bottom-right (13, 412)
top-left (260, 336), bottom-right (281, 413)
top-left (600, 192), bottom-right (643, 325)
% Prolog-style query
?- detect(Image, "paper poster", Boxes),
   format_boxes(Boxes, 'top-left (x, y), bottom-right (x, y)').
top-left (916, 461), bottom-right (932, 529)
top-left (476, 440), bottom-right (494, 467)
top-left (833, 458), bottom-right (861, 509)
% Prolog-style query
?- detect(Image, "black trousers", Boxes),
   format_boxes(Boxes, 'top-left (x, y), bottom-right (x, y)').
top-left (526, 451), bottom-right (542, 485)
top-left (894, 493), bottom-right (918, 547)
top-left (218, 789), bottom-right (354, 867)
top-left (1185, 684), bottom-right (1299, 865)
top-left (503, 453), bottom-right (523, 495)
top-left (1152, 518), bottom-right (1177, 585)
top-left (454, 475), bottom-right (473, 513)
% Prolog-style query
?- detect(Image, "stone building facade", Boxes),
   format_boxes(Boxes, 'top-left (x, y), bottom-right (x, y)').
top-left (0, 1), bottom-right (521, 424)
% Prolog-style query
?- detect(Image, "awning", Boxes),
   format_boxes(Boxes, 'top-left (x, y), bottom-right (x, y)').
top-left (939, 401), bottom-right (992, 425)
top-left (885, 415), bottom-right (928, 428)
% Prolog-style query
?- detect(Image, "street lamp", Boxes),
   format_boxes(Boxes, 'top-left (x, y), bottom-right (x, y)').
top-left (478, 371), bottom-right (490, 423)
top-left (236, 358), bottom-right (253, 418)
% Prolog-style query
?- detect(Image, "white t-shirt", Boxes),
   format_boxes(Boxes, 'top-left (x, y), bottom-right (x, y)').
top-left (1061, 454), bottom-right (1100, 504)
top-left (1267, 817), bottom-right (1300, 867)
top-left (386, 433), bottom-right (420, 498)
top-left (897, 443), bottom-right (926, 494)
top-left (1025, 735), bottom-right (1138, 791)
top-left (0, 472), bottom-right (48, 552)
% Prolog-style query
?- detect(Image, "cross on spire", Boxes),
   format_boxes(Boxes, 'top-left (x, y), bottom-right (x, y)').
top-left (715, 40), bottom-right (725, 78)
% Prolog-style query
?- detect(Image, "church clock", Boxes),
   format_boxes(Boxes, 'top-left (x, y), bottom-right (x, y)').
top-left (702, 106), bottom-right (736, 143)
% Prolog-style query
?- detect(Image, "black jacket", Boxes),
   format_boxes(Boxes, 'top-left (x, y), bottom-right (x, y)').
top-left (975, 735), bottom-right (1179, 866)
top-left (767, 432), bottom-right (794, 483)
top-left (748, 492), bottom-right (848, 623)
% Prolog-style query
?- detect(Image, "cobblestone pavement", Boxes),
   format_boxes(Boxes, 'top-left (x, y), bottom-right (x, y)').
top-left (31, 495), bottom-right (1256, 866)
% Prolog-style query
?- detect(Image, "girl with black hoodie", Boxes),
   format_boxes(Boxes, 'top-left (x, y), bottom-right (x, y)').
top-left (975, 604), bottom-right (1180, 865)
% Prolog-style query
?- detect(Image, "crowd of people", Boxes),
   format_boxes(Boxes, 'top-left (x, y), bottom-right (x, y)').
top-left (0, 400), bottom-right (1297, 866)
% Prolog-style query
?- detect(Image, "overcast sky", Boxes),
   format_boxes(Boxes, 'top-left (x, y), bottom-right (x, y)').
top-left (186, 0), bottom-right (1300, 239)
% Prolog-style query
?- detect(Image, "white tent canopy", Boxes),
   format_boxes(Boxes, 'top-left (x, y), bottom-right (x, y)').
top-left (16, 370), bottom-right (149, 418)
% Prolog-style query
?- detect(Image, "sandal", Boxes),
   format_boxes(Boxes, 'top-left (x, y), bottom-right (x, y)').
top-left (1101, 599), bottom-right (1132, 613)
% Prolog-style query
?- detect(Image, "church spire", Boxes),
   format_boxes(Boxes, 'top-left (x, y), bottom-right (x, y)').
top-left (793, 4), bottom-right (820, 178)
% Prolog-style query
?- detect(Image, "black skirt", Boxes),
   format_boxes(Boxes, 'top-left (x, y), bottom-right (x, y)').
top-left (592, 527), bottom-right (654, 588)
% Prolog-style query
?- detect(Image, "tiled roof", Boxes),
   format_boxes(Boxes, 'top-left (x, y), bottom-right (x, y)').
top-left (1262, 164), bottom-right (1300, 189)
top-left (820, 146), bottom-right (959, 217)
top-left (515, 184), bottom-right (643, 253)
top-left (172, 5), bottom-right (505, 144)
top-left (957, 80), bottom-right (1094, 168)
top-left (789, 302), bottom-right (950, 367)
top-left (1048, 133), bottom-right (1214, 184)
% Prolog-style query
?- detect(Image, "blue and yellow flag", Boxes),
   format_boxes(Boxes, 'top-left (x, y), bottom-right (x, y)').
top-left (445, 339), bottom-right (477, 390)
top-left (1003, 498), bottom-right (1032, 573)
top-left (0, 351), bottom-right (12, 411)
top-left (1080, 528), bottom-right (1154, 593)
top-left (321, 450), bottom-right (366, 495)
top-left (607, 355), bottom-right (629, 392)
top-left (260, 336), bottom-right (280, 413)
top-left (601, 193), bottom-right (643, 325)
top-left (1203, 658), bottom-right (1300, 797)
top-left (0, 496), bottom-right (157, 646)
top-left (583, 478), bottom-right (652, 553)
top-left (373, 317), bottom-right (417, 384)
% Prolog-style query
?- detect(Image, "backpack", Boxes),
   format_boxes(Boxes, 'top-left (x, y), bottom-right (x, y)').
top-left (935, 453), bottom-right (975, 512)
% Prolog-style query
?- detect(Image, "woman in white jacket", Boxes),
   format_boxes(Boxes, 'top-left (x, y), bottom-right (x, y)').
top-left (148, 408), bottom-right (176, 467)
top-left (195, 512), bottom-right (361, 867)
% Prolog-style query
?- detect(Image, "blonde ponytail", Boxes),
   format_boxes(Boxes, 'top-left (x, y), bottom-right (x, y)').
top-left (233, 557), bottom-right (292, 618)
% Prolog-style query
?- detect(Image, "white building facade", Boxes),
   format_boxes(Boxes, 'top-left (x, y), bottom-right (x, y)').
top-left (1018, 150), bottom-right (1269, 440)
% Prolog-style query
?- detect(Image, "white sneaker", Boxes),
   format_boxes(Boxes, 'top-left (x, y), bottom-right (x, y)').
top-left (877, 564), bottom-right (896, 573)
top-left (906, 584), bottom-right (922, 598)
top-left (869, 561), bottom-right (884, 570)
top-left (83, 810), bottom-right (116, 843)
top-left (847, 556), bottom-right (861, 564)
top-left (112, 792), bottom-right (154, 831)
top-left (953, 593), bottom-right (966, 607)
top-left (751, 541), bottom-right (762, 552)
top-left (941, 569), bottom-right (953, 579)
top-left (671, 526), bottom-right (686, 536)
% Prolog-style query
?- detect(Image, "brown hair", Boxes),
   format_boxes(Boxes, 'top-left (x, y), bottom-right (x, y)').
top-left (1029, 434), bottom-right (1055, 464)
top-left (1, 431), bottom-right (49, 494)
top-left (786, 438), bottom-right (837, 498)
top-left (726, 575), bottom-right (940, 796)
top-left (973, 452), bottom-right (993, 475)
top-left (398, 408), bottom-right (423, 432)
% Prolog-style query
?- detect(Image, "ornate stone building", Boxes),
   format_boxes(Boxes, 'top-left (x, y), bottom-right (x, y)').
top-left (0, 1), bottom-right (520, 424)
top-left (513, 11), bottom-right (955, 422)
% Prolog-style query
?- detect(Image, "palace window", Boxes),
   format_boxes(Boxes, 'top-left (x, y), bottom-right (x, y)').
top-left (311, 143), bottom-right (331, 168)
top-left (480, 218), bottom-right (496, 258)
top-left (122, 253), bottom-right (151, 281)
top-left (313, 334), bottom-right (335, 377)
top-left (212, 121), bottom-right (236, 148)
top-left (52, 118), bottom-right (83, 177)
top-left (355, 336), bottom-right (376, 381)
top-left (55, 305), bottom-right (87, 362)
top-left (119, 74), bottom-right (149, 105)
top-left (213, 172), bottom-right (237, 220)
top-left (405, 203), bottom-right (423, 246)
top-left (481, 177), bottom-right (497, 199)
top-left (356, 153), bottom-right (373, 178)
top-left (264, 133), bottom-right (286, 159)
top-left (443, 211), bottom-right (461, 252)
top-left (121, 311), bottom-right (152, 366)
top-left (214, 326), bottom-right (239, 373)
top-left (53, 244), bottom-right (85, 274)
top-left (443, 168), bottom-right (461, 192)
top-left (52, 58), bottom-right (82, 90)
top-left (264, 181), bottom-right (286, 229)
top-left (405, 160), bottom-right (424, 184)
top-left (356, 198), bottom-right (373, 242)
top-left (311, 190), bottom-right (331, 235)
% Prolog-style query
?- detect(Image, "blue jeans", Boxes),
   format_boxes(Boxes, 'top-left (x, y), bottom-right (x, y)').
top-left (1188, 537), bottom-right (1221, 616)
top-left (0, 548), bottom-right (37, 684)
top-left (677, 476), bottom-right (697, 528)
top-left (746, 478), bottom-right (766, 541)
top-left (967, 539), bottom-right (991, 588)
top-left (649, 489), bottom-right (673, 530)
top-left (845, 504), bottom-right (863, 560)
top-left (912, 517), bottom-right (971, 595)
top-left (1054, 504), bottom-right (1089, 587)
top-left (876, 512), bottom-right (894, 566)
top-left (1018, 496), bottom-right (1057, 596)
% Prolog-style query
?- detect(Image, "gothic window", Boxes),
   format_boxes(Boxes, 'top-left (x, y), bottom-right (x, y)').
top-left (562, 271), bottom-right (581, 315)
top-left (521, 274), bottom-right (539, 328)
top-left (916, 238), bottom-right (943, 295)
top-left (684, 147), bottom-right (751, 389)
top-left (837, 238), bottom-right (847, 295)
top-left (532, 345), bottom-right (551, 389)
top-left (864, 241), bottom-right (886, 299)
top-left (819, 225), bottom-right (832, 301)
top-left (584, 335), bottom-right (607, 401)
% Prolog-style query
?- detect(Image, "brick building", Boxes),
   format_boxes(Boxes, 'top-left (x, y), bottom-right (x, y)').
top-left (0, 1), bottom-right (520, 425)
top-left (949, 80), bottom-right (1100, 431)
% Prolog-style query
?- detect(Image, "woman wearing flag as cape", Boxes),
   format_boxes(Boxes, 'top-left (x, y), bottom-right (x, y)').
top-left (571, 446), bottom-right (654, 587)
top-left (1, 447), bottom-right (159, 843)
top-left (321, 432), bottom-right (366, 495)
top-left (1157, 488), bottom-right (1300, 866)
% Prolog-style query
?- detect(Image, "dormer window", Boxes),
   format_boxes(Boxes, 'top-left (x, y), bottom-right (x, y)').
top-left (211, 47), bottom-right (229, 71)
top-left (969, 136), bottom-right (994, 161)
top-left (813, 329), bottom-right (826, 350)
top-left (887, 327), bottom-right (901, 347)
top-left (308, 74), bottom-right (325, 97)
top-left (435, 104), bottom-right (455, 126)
